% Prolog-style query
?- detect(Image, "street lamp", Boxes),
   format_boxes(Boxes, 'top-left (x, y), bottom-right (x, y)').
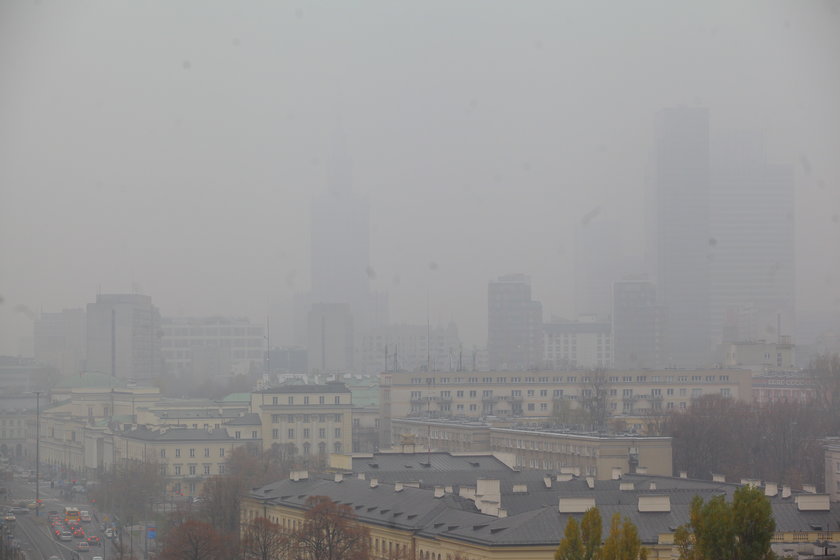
top-left (33, 390), bottom-right (41, 517)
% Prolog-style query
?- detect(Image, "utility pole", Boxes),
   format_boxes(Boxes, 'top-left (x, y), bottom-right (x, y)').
top-left (34, 390), bottom-right (41, 517)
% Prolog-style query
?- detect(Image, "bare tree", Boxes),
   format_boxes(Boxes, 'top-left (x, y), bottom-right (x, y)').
top-left (160, 519), bottom-right (230, 560)
top-left (290, 496), bottom-right (370, 560)
top-left (241, 517), bottom-right (288, 560)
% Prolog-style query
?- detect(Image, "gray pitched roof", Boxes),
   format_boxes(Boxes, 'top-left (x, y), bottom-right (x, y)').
top-left (257, 383), bottom-right (350, 394)
top-left (119, 426), bottom-right (236, 442)
top-left (224, 413), bottom-right (262, 426)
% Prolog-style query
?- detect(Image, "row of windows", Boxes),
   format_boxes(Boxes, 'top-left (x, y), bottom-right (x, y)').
top-left (411, 387), bottom-right (730, 400)
top-left (270, 396), bottom-right (343, 405)
top-left (271, 414), bottom-right (343, 423)
top-left (162, 463), bottom-right (225, 476)
top-left (160, 447), bottom-right (226, 459)
top-left (271, 428), bottom-right (341, 439)
top-left (410, 374), bottom-right (732, 385)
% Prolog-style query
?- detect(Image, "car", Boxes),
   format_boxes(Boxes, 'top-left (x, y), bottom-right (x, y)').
top-left (80, 510), bottom-right (91, 522)
top-left (9, 507), bottom-right (27, 515)
top-left (73, 527), bottom-right (85, 538)
top-left (59, 531), bottom-right (72, 541)
top-left (76, 540), bottom-right (89, 551)
top-left (87, 535), bottom-right (100, 546)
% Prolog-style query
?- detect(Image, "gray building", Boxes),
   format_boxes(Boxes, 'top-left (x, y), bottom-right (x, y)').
top-left (612, 280), bottom-right (660, 369)
top-left (487, 274), bottom-right (543, 371)
top-left (307, 303), bottom-right (354, 375)
top-left (709, 135), bottom-right (795, 349)
top-left (86, 294), bottom-right (161, 382)
top-left (654, 108), bottom-right (711, 367)
top-left (33, 308), bottom-right (86, 375)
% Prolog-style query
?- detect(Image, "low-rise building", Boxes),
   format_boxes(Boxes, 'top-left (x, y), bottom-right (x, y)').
top-left (244, 471), bottom-right (840, 560)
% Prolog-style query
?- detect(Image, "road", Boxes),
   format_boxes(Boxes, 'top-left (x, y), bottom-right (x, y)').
top-left (2, 475), bottom-right (114, 560)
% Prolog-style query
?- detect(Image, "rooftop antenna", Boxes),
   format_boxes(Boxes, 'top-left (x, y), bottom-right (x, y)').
top-left (426, 294), bottom-right (431, 372)
top-left (265, 315), bottom-right (271, 376)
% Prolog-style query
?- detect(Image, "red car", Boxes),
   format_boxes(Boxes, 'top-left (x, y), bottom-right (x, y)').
top-left (73, 527), bottom-right (85, 538)
top-left (86, 535), bottom-right (100, 546)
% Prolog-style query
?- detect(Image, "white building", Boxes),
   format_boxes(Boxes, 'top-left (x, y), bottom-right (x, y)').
top-left (357, 323), bottom-right (461, 374)
top-left (543, 318), bottom-right (612, 369)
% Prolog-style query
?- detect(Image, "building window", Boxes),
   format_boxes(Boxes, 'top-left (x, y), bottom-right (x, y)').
top-left (175, 465), bottom-right (182, 476)
top-left (204, 448), bottom-right (210, 457)
top-left (175, 449), bottom-right (181, 458)
top-left (272, 397), bottom-right (278, 405)
top-left (189, 465), bottom-right (196, 476)
top-left (335, 396), bottom-right (341, 404)
top-left (252, 431), bottom-right (257, 438)
top-left (319, 428), bottom-right (326, 438)
top-left (160, 449), bottom-right (166, 458)
top-left (272, 429), bottom-right (279, 439)
top-left (319, 396), bottom-right (325, 404)
top-left (235, 431), bottom-right (241, 439)
top-left (288, 429), bottom-right (295, 439)
top-left (272, 414), bottom-right (280, 423)
top-left (204, 464), bottom-right (210, 475)
top-left (288, 396), bottom-right (294, 405)
top-left (334, 442), bottom-right (342, 453)
top-left (303, 428), bottom-right (310, 438)
top-left (160, 464), bottom-right (167, 476)
top-left (334, 414), bottom-right (341, 422)
top-left (189, 449), bottom-right (195, 458)
top-left (219, 448), bottom-right (225, 457)
top-left (219, 464), bottom-right (225, 474)
top-left (304, 396), bottom-right (309, 405)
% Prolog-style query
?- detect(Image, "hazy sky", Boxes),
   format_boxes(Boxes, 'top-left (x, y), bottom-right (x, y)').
top-left (1, 1), bottom-right (839, 354)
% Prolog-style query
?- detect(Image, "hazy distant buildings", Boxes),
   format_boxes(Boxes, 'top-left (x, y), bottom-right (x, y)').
top-left (487, 274), bottom-right (543, 371)
top-left (33, 308), bottom-right (86, 375)
top-left (543, 318), bottom-right (612, 370)
top-left (357, 323), bottom-right (461, 374)
top-left (709, 137), bottom-right (795, 349)
top-left (160, 317), bottom-right (265, 380)
top-left (574, 213), bottom-right (621, 321)
top-left (307, 303), bottom-right (354, 375)
top-left (653, 108), bottom-right (712, 367)
top-left (86, 294), bottom-right (161, 381)
top-left (612, 280), bottom-right (660, 369)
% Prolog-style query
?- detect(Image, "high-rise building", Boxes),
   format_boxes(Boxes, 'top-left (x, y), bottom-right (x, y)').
top-left (612, 280), bottom-right (660, 369)
top-left (33, 308), bottom-right (86, 375)
top-left (543, 318), bottom-right (612, 370)
top-left (654, 108), bottom-right (711, 367)
top-left (86, 294), bottom-right (161, 381)
top-left (357, 323), bottom-right (462, 374)
top-left (307, 303), bottom-right (354, 375)
top-left (487, 274), bottom-right (543, 371)
top-left (574, 211), bottom-right (620, 320)
top-left (709, 135), bottom-right (795, 349)
top-left (160, 317), bottom-right (265, 380)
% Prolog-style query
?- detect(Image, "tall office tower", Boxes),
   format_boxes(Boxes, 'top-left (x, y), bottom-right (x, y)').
top-left (86, 294), bottom-right (161, 381)
top-left (575, 212), bottom-right (621, 320)
top-left (160, 316), bottom-right (265, 380)
top-left (487, 274), bottom-right (543, 371)
top-left (612, 279), bottom-right (660, 369)
top-left (654, 108), bottom-right (711, 367)
top-left (33, 308), bottom-right (86, 375)
top-left (357, 322), bottom-right (462, 374)
top-left (307, 303), bottom-right (354, 375)
top-left (709, 135), bottom-right (795, 351)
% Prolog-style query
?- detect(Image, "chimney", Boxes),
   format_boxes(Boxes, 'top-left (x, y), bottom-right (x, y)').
top-left (370, 477), bottom-right (379, 488)
top-left (543, 476), bottom-right (552, 488)
top-left (679, 471), bottom-right (688, 479)
top-left (434, 486), bottom-right (445, 498)
top-left (649, 482), bottom-right (656, 490)
top-left (782, 485), bottom-right (792, 498)
top-left (334, 473), bottom-right (343, 483)
top-left (585, 476), bottom-right (595, 489)
top-left (764, 482), bottom-right (778, 497)
top-left (357, 473), bottom-right (366, 480)
top-left (290, 470), bottom-right (309, 482)
top-left (612, 467), bottom-right (622, 480)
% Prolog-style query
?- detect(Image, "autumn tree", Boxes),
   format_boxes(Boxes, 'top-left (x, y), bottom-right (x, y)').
top-left (91, 458), bottom-right (166, 524)
top-left (580, 506), bottom-right (602, 560)
top-left (675, 486), bottom-right (775, 560)
top-left (601, 513), bottom-right (646, 560)
top-left (555, 517), bottom-right (584, 560)
top-left (160, 519), bottom-right (230, 560)
top-left (241, 517), bottom-right (288, 560)
top-left (290, 495), bottom-right (370, 560)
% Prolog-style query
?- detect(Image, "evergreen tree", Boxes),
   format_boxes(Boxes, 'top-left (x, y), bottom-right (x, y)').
top-left (581, 507), bottom-right (603, 560)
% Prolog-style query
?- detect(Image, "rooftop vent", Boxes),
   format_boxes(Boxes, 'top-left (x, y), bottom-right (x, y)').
top-left (512, 484), bottom-right (528, 494)
top-left (395, 482), bottom-right (404, 492)
top-left (543, 476), bottom-right (552, 488)
top-left (356, 472), bottom-right (365, 480)
top-left (782, 485), bottom-right (791, 498)
top-left (334, 473), bottom-right (343, 483)
top-left (803, 484), bottom-right (817, 494)
top-left (559, 497), bottom-right (596, 513)
top-left (679, 471), bottom-right (688, 479)
top-left (764, 482), bottom-right (778, 497)
top-left (585, 476), bottom-right (595, 489)
top-left (370, 477), bottom-right (379, 488)
top-left (712, 473), bottom-right (726, 483)
top-left (649, 482), bottom-right (657, 491)
top-left (796, 494), bottom-right (830, 511)
top-left (638, 495), bottom-right (671, 513)
top-left (620, 482), bottom-right (635, 491)
top-left (434, 486), bottom-right (445, 498)
top-left (612, 467), bottom-right (622, 480)
top-left (290, 470), bottom-right (308, 482)
top-left (636, 466), bottom-right (648, 475)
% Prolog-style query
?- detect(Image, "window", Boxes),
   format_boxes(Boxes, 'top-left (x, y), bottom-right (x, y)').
top-left (272, 429), bottom-right (279, 439)
top-left (527, 403), bottom-right (535, 411)
top-left (272, 414), bottom-right (280, 423)
top-left (456, 390), bottom-right (464, 397)
top-left (160, 449), bottom-right (166, 458)
top-left (335, 396), bottom-right (341, 404)
top-left (720, 388), bottom-right (731, 398)
top-left (219, 448), bottom-right (225, 457)
top-left (288, 429), bottom-right (294, 438)
top-left (189, 449), bottom-right (195, 458)
top-left (204, 464), bottom-right (210, 475)
top-left (218, 464), bottom-right (225, 474)
top-left (623, 389), bottom-right (633, 397)
top-left (235, 431), bottom-right (241, 439)
top-left (175, 465), bottom-right (181, 475)
top-left (252, 430), bottom-right (257, 438)
top-left (469, 390), bottom-right (477, 398)
top-left (319, 428), bottom-right (326, 438)
top-left (272, 397), bottom-right (278, 405)
top-left (334, 414), bottom-right (341, 422)
top-left (319, 396), bottom-right (325, 404)
top-left (527, 390), bottom-right (535, 397)
top-left (540, 389), bottom-right (548, 397)
top-left (304, 396), bottom-right (309, 405)
top-left (189, 465), bottom-right (196, 475)
top-left (553, 389), bottom-right (563, 397)
top-left (335, 428), bottom-right (341, 437)
top-left (160, 464), bottom-right (167, 476)
top-left (288, 396), bottom-right (294, 404)
top-left (175, 449), bottom-right (181, 458)
top-left (204, 448), bottom-right (210, 457)
top-left (303, 428), bottom-right (310, 438)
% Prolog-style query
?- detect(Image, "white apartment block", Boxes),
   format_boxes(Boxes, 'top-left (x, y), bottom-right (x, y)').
top-left (543, 319), bottom-right (612, 369)
top-left (161, 316), bottom-right (265, 378)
